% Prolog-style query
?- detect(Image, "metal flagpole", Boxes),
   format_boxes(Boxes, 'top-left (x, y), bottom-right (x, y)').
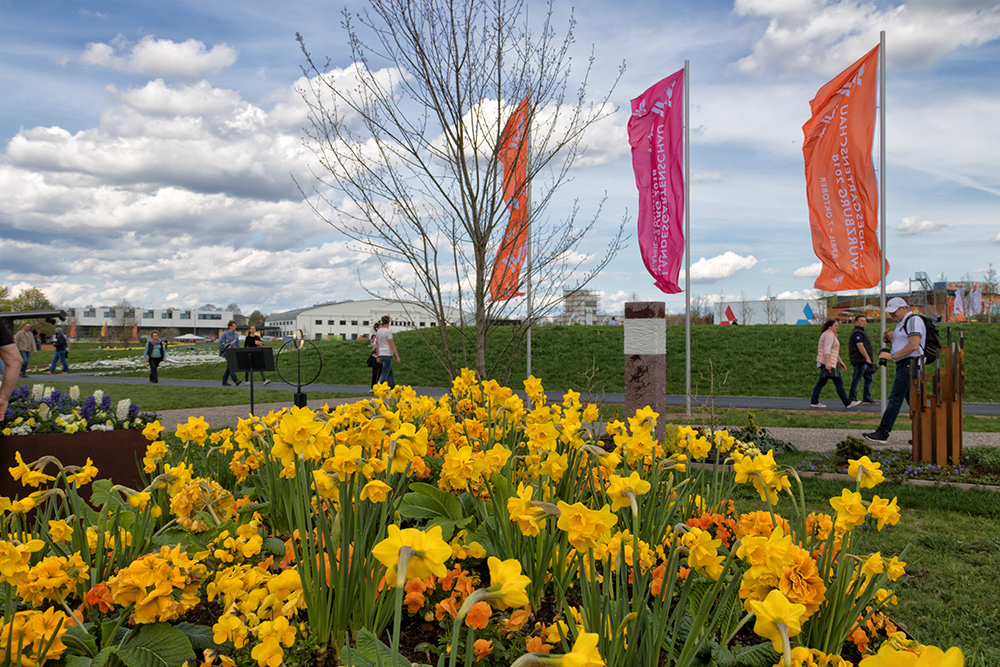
top-left (879, 31), bottom-right (887, 411)
top-left (526, 102), bottom-right (533, 379)
top-left (684, 60), bottom-right (692, 416)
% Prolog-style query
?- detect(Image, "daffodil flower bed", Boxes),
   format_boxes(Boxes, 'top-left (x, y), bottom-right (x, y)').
top-left (1, 384), bottom-right (157, 435)
top-left (0, 371), bottom-right (966, 667)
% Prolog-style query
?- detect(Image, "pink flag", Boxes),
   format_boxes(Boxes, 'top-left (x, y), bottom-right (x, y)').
top-left (628, 69), bottom-right (685, 294)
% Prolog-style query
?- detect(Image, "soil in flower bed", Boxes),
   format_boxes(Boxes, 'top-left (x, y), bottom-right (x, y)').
top-left (797, 444), bottom-right (1000, 486)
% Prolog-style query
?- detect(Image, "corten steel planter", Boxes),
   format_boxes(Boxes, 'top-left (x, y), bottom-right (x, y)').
top-left (0, 429), bottom-right (149, 498)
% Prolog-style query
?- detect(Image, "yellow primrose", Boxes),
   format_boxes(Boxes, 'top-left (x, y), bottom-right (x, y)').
top-left (858, 643), bottom-right (964, 667)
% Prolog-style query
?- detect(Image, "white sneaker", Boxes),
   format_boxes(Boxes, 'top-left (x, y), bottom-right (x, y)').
top-left (848, 400), bottom-right (862, 408)
top-left (810, 403), bottom-right (826, 408)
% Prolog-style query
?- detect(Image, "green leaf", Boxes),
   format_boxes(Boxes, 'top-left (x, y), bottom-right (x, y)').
top-left (711, 643), bottom-right (736, 667)
top-left (340, 646), bottom-right (375, 667)
top-left (263, 536), bottom-right (287, 556)
top-left (356, 628), bottom-right (412, 667)
top-left (116, 623), bottom-right (195, 667)
top-left (399, 482), bottom-right (464, 522)
top-left (732, 642), bottom-right (780, 667)
top-left (91, 647), bottom-right (116, 667)
top-left (63, 624), bottom-right (100, 656)
top-left (67, 656), bottom-right (94, 667)
top-left (174, 622), bottom-right (220, 652)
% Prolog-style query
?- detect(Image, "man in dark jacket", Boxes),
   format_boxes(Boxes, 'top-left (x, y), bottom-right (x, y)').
top-left (847, 314), bottom-right (875, 404)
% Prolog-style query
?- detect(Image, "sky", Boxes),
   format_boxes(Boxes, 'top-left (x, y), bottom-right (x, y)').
top-left (2, 0), bottom-right (998, 318)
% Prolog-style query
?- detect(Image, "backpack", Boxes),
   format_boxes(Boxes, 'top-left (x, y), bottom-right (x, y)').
top-left (904, 314), bottom-right (941, 364)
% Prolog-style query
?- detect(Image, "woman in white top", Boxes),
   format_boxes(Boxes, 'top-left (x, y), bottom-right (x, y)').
top-left (809, 319), bottom-right (860, 409)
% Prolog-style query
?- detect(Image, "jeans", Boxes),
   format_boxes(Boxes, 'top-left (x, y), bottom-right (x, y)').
top-left (810, 366), bottom-right (850, 406)
top-left (19, 350), bottom-right (31, 375)
top-left (48, 349), bottom-right (69, 373)
top-left (876, 359), bottom-right (911, 437)
top-left (377, 355), bottom-right (395, 387)
top-left (849, 363), bottom-right (874, 402)
top-left (222, 368), bottom-right (241, 384)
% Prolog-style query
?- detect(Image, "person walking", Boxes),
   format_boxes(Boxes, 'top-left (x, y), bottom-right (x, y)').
top-left (366, 323), bottom-right (382, 391)
top-left (45, 327), bottom-right (70, 374)
top-left (143, 331), bottom-right (166, 383)
top-left (863, 297), bottom-right (926, 445)
top-left (847, 314), bottom-right (875, 404)
top-left (14, 323), bottom-right (37, 377)
top-left (243, 326), bottom-right (270, 385)
top-left (375, 315), bottom-right (400, 388)
top-left (219, 321), bottom-right (242, 386)
top-left (810, 318), bottom-right (861, 409)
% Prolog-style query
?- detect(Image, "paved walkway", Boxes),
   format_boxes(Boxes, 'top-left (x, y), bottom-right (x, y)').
top-left (23, 374), bottom-right (999, 452)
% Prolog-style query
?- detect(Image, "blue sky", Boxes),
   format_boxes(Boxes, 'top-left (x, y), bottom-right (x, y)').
top-left (2, 0), bottom-right (998, 317)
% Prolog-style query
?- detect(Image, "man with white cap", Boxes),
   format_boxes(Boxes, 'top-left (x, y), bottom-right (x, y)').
top-left (863, 297), bottom-right (925, 445)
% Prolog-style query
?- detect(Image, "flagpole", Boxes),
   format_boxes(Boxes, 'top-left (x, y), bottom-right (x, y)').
top-left (684, 59), bottom-right (691, 416)
top-left (526, 101), bottom-right (533, 379)
top-left (878, 31), bottom-right (887, 411)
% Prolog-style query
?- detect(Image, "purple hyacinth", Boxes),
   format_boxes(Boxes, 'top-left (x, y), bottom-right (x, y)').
top-left (128, 403), bottom-right (140, 420)
top-left (101, 394), bottom-right (112, 411)
top-left (81, 396), bottom-right (97, 420)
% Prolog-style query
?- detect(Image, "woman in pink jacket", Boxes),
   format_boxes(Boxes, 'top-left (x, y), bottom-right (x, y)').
top-left (809, 319), bottom-right (861, 409)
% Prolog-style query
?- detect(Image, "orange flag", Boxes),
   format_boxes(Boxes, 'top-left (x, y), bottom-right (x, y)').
top-left (131, 322), bottom-right (138, 342)
top-left (69, 322), bottom-right (77, 338)
top-left (101, 322), bottom-right (107, 337)
top-left (803, 45), bottom-right (886, 291)
top-left (489, 98), bottom-right (530, 302)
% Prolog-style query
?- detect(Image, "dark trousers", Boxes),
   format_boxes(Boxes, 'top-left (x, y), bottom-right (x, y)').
top-left (849, 363), bottom-right (874, 402)
top-left (148, 358), bottom-right (161, 383)
top-left (810, 367), bottom-right (850, 407)
top-left (369, 356), bottom-right (381, 387)
top-left (876, 359), bottom-right (912, 437)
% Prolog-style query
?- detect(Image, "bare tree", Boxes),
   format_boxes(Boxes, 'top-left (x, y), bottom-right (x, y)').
top-left (111, 298), bottom-right (137, 344)
top-left (296, 0), bottom-right (626, 378)
top-left (762, 286), bottom-right (781, 325)
top-left (736, 291), bottom-right (754, 326)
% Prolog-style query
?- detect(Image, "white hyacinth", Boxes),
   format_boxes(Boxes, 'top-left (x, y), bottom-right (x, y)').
top-left (93, 390), bottom-right (104, 404)
top-left (116, 399), bottom-right (131, 421)
top-left (31, 384), bottom-right (45, 400)
top-left (69, 385), bottom-right (80, 401)
top-left (37, 404), bottom-right (50, 421)
top-left (90, 423), bottom-right (113, 431)
top-left (43, 387), bottom-right (53, 399)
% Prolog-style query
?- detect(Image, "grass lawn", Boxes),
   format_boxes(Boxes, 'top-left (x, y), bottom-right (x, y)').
top-left (732, 476), bottom-right (1000, 666)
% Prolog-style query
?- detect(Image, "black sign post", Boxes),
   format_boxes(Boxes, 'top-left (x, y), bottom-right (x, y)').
top-left (225, 347), bottom-right (275, 416)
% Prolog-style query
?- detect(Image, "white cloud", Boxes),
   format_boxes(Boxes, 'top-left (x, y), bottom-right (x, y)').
top-left (992, 231), bottom-right (1000, 244)
top-left (761, 267), bottom-right (780, 274)
top-left (81, 36), bottom-right (238, 79)
top-left (733, 0), bottom-right (1000, 75)
top-left (689, 251), bottom-right (758, 281)
top-left (692, 171), bottom-right (725, 184)
top-left (776, 288), bottom-right (822, 300)
top-left (793, 262), bottom-right (822, 277)
top-left (897, 215), bottom-right (946, 236)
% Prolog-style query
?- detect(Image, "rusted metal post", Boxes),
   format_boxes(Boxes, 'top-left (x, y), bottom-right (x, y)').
top-left (910, 329), bottom-right (963, 465)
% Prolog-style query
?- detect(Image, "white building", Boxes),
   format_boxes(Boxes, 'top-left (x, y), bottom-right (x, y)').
top-left (267, 299), bottom-right (467, 341)
top-left (715, 299), bottom-right (822, 326)
top-left (67, 306), bottom-right (235, 338)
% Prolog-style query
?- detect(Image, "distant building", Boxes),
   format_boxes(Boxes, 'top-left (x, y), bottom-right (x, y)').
top-left (555, 289), bottom-right (601, 325)
top-left (267, 298), bottom-right (467, 341)
top-left (66, 306), bottom-right (236, 339)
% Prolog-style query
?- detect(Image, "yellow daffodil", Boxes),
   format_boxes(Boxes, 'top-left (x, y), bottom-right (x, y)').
top-left (829, 488), bottom-right (868, 532)
top-left (848, 456), bottom-right (885, 489)
top-left (868, 495), bottom-right (901, 531)
top-left (606, 471), bottom-right (651, 513)
top-left (748, 589), bottom-right (806, 655)
top-left (556, 501), bottom-right (617, 551)
top-left (360, 479), bottom-right (392, 503)
top-left (484, 557), bottom-right (531, 610)
top-left (142, 420), bottom-right (165, 441)
top-left (66, 457), bottom-right (98, 486)
top-left (372, 525), bottom-right (452, 585)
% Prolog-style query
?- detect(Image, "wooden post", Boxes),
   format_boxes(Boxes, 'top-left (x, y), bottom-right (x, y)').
top-left (624, 302), bottom-right (666, 442)
top-left (910, 329), bottom-right (963, 465)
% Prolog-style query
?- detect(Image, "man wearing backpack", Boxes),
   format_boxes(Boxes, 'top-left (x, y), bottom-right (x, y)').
top-left (863, 297), bottom-right (925, 445)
